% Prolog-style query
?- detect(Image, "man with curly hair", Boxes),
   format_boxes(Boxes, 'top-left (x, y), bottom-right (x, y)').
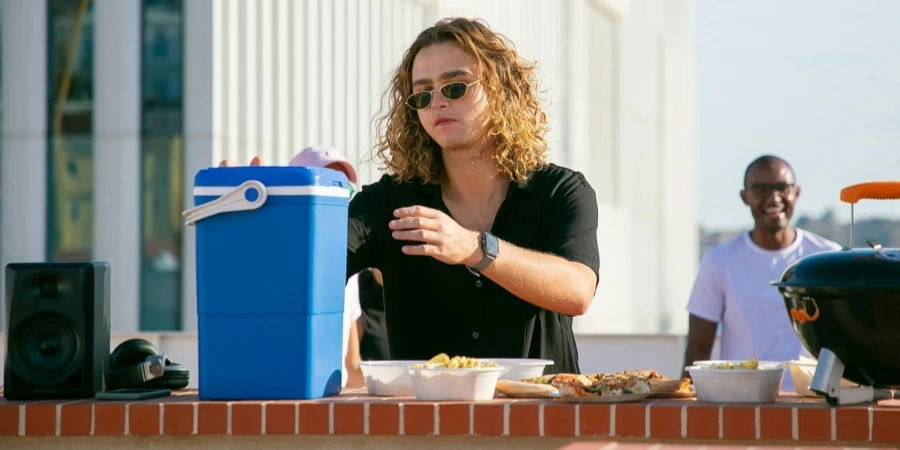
top-left (220, 18), bottom-right (600, 374)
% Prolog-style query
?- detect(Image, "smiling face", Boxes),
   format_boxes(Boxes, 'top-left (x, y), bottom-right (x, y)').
top-left (410, 42), bottom-right (491, 152)
top-left (740, 161), bottom-right (801, 233)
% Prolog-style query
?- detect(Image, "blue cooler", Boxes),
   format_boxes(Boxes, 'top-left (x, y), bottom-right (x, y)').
top-left (183, 166), bottom-right (350, 400)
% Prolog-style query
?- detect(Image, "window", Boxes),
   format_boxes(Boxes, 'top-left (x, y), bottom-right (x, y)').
top-left (139, 0), bottom-right (184, 330)
top-left (47, 0), bottom-right (95, 263)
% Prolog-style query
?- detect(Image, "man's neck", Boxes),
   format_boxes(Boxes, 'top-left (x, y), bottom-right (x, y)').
top-left (749, 226), bottom-right (797, 251)
top-left (440, 145), bottom-right (508, 206)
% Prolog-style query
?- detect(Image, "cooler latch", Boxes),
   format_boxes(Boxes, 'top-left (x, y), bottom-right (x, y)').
top-left (182, 180), bottom-right (268, 226)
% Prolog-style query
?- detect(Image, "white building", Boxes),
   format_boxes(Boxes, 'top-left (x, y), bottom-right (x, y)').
top-left (0, 0), bottom-right (697, 337)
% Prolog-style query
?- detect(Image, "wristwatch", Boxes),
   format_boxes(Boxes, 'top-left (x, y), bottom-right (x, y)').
top-left (469, 232), bottom-right (499, 273)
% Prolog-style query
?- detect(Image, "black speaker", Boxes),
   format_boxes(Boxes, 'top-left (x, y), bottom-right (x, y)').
top-left (3, 262), bottom-right (111, 400)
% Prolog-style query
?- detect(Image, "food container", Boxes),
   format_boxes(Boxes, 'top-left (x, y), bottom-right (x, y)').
top-left (787, 359), bottom-right (856, 397)
top-left (687, 360), bottom-right (785, 403)
top-left (407, 366), bottom-right (504, 401)
top-left (357, 360), bottom-right (426, 396)
top-left (479, 358), bottom-right (554, 381)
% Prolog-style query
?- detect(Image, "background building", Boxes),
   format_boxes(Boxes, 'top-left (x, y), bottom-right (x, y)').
top-left (0, 0), bottom-right (696, 337)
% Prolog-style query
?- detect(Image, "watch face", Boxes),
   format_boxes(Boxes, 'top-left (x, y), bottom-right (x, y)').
top-left (484, 233), bottom-right (500, 257)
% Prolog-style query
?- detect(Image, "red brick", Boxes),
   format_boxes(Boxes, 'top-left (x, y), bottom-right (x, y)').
top-left (544, 403), bottom-right (576, 437)
top-left (24, 403), bottom-right (56, 436)
top-left (0, 404), bottom-right (19, 436)
top-left (403, 403), bottom-right (435, 435)
top-left (508, 403), bottom-right (539, 437)
top-left (579, 404), bottom-right (611, 437)
top-left (615, 403), bottom-right (646, 438)
top-left (93, 403), bottom-right (125, 436)
top-left (759, 405), bottom-right (793, 440)
top-left (834, 407), bottom-right (868, 442)
top-left (648, 404), bottom-right (681, 439)
top-left (368, 403), bottom-right (399, 435)
top-left (437, 403), bottom-right (469, 435)
top-left (265, 403), bottom-right (297, 435)
top-left (163, 403), bottom-right (195, 435)
top-left (721, 406), bottom-right (755, 440)
top-left (231, 403), bottom-right (262, 435)
top-left (128, 403), bottom-right (160, 436)
top-left (59, 403), bottom-right (92, 436)
top-left (197, 402), bottom-right (228, 435)
top-left (473, 403), bottom-right (503, 436)
top-left (872, 408), bottom-right (900, 443)
top-left (332, 402), bottom-right (364, 434)
top-left (298, 403), bottom-right (329, 435)
top-left (686, 405), bottom-right (719, 440)
top-left (797, 407), bottom-right (830, 442)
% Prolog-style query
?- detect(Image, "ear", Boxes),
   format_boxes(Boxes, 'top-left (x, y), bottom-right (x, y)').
top-left (740, 189), bottom-right (750, 206)
top-left (794, 185), bottom-right (802, 199)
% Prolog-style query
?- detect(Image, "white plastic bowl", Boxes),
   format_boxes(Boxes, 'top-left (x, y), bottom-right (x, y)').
top-left (687, 360), bottom-right (785, 403)
top-left (407, 366), bottom-right (504, 401)
top-left (479, 358), bottom-right (554, 381)
top-left (358, 360), bottom-right (427, 396)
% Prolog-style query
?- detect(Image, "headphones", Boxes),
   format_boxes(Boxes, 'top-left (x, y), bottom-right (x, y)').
top-left (107, 338), bottom-right (190, 391)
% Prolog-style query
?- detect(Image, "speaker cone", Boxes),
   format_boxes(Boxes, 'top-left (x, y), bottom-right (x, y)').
top-left (11, 314), bottom-right (83, 385)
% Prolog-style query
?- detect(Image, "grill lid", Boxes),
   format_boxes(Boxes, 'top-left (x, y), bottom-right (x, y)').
top-left (772, 240), bottom-right (900, 290)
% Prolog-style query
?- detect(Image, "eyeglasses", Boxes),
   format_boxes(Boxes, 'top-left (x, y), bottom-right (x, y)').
top-left (747, 182), bottom-right (796, 197)
top-left (406, 80), bottom-right (481, 110)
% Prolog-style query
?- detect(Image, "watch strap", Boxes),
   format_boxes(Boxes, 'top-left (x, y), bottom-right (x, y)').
top-left (470, 233), bottom-right (497, 272)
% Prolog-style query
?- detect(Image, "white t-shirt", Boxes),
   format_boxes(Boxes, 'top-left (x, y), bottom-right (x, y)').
top-left (342, 274), bottom-right (363, 388)
top-left (686, 228), bottom-right (841, 391)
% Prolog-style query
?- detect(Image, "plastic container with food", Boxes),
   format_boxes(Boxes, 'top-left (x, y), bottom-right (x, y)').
top-left (787, 356), bottom-right (857, 397)
top-left (686, 359), bottom-right (785, 403)
top-left (357, 360), bottom-right (427, 396)
top-left (407, 354), bottom-right (505, 401)
top-left (479, 358), bottom-right (554, 381)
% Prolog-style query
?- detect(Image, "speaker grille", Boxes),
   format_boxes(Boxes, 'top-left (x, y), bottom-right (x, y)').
top-left (10, 313), bottom-right (84, 385)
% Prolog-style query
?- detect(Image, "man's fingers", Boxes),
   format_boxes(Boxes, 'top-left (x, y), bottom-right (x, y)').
top-left (388, 217), bottom-right (438, 231)
top-left (391, 229), bottom-right (440, 243)
top-left (218, 157), bottom-right (263, 168)
top-left (401, 244), bottom-right (439, 256)
top-left (393, 205), bottom-right (440, 219)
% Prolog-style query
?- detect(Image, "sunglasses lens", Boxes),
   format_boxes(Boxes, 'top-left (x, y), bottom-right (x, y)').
top-left (441, 82), bottom-right (468, 100)
top-left (407, 92), bottom-right (432, 110)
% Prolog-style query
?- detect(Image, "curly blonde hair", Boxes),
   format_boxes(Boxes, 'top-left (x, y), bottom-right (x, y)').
top-left (372, 18), bottom-right (550, 185)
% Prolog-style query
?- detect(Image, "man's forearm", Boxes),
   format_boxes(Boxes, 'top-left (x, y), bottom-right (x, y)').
top-left (478, 239), bottom-right (597, 316)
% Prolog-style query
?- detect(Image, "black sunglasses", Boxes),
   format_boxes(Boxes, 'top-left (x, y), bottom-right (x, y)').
top-left (747, 182), bottom-right (797, 197)
top-left (406, 80), bottom-right (481, 110)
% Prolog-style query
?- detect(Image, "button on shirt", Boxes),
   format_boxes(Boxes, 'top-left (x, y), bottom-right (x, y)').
top-left (345, 164), bottom-right (600, 375)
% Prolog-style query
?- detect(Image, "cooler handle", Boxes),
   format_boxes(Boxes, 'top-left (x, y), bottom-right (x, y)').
top-left (182, 180), bottom-right (268, 226)
top-left (838, 181), bottom-right (900, 247)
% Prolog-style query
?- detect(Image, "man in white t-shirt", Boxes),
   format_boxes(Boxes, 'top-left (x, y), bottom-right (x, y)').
top-left (682, 155), bottom-right (841, 391)
top-left (289, 146), bottom-right (365, 389)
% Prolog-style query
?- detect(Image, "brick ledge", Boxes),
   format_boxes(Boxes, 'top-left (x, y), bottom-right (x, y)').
top-left (0, 389), bottom-right (898, 445)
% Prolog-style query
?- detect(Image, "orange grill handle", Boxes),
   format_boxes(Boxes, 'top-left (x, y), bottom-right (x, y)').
top-left (840, 182), bottom-right (900, 204)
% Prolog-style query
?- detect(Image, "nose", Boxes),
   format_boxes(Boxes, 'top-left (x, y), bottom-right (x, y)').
top-left (428, 90), bottom-right (451, 110)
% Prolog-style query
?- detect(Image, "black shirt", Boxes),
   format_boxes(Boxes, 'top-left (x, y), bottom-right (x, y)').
top-left (345, 163), bottom-right (600, 375)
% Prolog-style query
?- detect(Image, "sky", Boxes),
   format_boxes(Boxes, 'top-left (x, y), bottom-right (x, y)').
top-left (694, 0), bottom-right (900, 230)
